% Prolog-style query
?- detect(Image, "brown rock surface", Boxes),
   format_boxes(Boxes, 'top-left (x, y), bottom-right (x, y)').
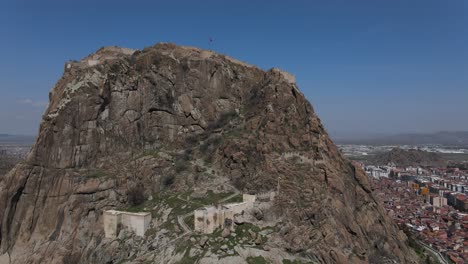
top-left (0, 43), bottom-right (419, 263)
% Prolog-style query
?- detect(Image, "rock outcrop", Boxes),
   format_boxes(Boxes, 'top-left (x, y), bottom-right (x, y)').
top-left (0, 43), bottom-right (420, 263)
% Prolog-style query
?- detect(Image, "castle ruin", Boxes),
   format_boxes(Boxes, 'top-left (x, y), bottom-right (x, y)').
top-left (103, 210), bottom-right (151, 238)
top-left (194, 194), bottom-right (256, 234)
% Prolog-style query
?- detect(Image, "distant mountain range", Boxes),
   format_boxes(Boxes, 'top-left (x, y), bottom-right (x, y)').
top-left (334, 131), bottom-right (468, 147)
top-left (0, 134), bottom-right (36, 145)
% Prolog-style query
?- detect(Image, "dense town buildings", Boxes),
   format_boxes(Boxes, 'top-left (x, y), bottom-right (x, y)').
top-left (0, 144), bottom-right (31, 159)
top-left (365, 164), bottom-right (468, 263)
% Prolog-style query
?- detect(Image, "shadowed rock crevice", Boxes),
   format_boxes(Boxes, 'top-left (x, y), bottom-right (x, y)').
top-left (5, 185), bottom-right (25, 245)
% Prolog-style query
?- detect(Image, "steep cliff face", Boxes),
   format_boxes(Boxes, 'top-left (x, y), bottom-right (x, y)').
top-left (0, 43), bottom-right (419, 263)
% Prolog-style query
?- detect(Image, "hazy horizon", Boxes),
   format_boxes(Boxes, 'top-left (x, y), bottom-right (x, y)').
top-left (1, 1), bottom-right (467, 135)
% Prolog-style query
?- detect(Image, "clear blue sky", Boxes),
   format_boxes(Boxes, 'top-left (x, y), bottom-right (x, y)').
top-left (0, 0), bottom-right (467, 136)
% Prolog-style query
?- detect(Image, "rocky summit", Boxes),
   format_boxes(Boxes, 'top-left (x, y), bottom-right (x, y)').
top-left (0, 43), bottom-right (420, 264)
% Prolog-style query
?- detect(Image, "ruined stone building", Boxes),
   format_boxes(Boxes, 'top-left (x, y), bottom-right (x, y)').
top-left (194, 194), bottom-right (256, 234)
top-left (103, 210), bottom-right (152, 238)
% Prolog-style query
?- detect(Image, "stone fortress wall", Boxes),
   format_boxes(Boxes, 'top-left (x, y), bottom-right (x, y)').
top-left (194, 194), bottom-right (257, 234)
top-left (103, 210), bottom-right (151, 238)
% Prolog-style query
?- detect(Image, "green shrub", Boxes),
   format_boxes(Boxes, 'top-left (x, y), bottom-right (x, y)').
top-left (246, 256), bottom-right (269, 264)
top-left (127, 185), bottom-right (146, 206)
top-left (163, 174), bottom-right (175, 187)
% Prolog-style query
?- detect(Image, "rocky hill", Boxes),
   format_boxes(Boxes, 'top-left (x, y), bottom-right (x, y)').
top-left (0, 43), bottom-right (419, 263)
top-left (372, 148), bottom-right (445, 167)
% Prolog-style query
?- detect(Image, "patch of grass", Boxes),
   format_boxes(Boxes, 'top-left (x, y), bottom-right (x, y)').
top-left (207, 228), bottom-right (229, 253)
top-left (191, 190), bottom-right (235, 205)
top-left (165, 194), bottom-right (198, 216)
top-left (88, 169), bottom-right (107, 178)
top-left (144, 191), bottom-right (201, 235)
top-left (124, 204), bottom-right (147, 213)
top-left (160, 219), bottom-right (178, 234)
top-left (174, 240), bottom-right (197, 264)
top-left (185, 214), bottom-right (194, 230)
top-left (145, 227), bottom-right (158, 237)
top-left (235, 222), bottom-right (261, 236)
top-left (121, 191), bottom-right (172, 213)
top-left (175, 255), bottom-right (198, 264)
top-left (233, 223), bottom-right (270, 249)
top-left (142, 149), bottom-right (160, 158)
top-left (223, 194), bottom-right (243, 203)
top-left (247, 256), bottom-right (269, 264)
top-left (175, 239), bottom-right (192, 254)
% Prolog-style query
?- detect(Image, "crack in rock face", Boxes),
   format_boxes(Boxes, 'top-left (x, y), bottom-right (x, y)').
top-left (0, 43), bottom-right (420, 264)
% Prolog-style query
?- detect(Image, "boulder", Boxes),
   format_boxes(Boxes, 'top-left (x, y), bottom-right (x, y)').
top-left (222, 228), bottom-right (231, 238)
top-left (252, 208), bottom-right (264, 221)
top-left (248, 229), bottom-right (257, 240)
top-left (254, 236), bottom-right (263, 245)
top-left (199, 236), bottom-right (209, 248)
